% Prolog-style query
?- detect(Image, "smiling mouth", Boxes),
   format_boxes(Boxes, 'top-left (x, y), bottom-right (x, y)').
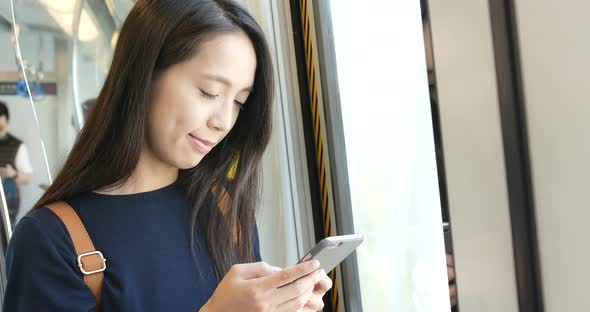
top-left (188, 134), bottom-right (215, 154)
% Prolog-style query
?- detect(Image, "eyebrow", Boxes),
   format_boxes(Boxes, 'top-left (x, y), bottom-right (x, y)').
top-left (203, 74), bottom-right (252, 92)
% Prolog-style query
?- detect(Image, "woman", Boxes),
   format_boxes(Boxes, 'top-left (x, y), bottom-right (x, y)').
top-left (3, 0), bottom-right (332, 311)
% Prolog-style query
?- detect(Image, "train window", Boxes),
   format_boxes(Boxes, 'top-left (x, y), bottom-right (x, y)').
top-left (325, 0), bottom-right (449, 310)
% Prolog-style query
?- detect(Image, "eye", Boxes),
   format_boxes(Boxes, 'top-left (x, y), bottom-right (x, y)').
top-left (199, 89), bottom-right (218, 99)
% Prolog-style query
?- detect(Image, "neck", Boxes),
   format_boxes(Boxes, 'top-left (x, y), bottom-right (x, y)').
top-left (95, 144), bottom-right (178, 195)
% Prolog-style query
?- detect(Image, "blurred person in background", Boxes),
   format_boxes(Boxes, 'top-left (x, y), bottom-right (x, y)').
top-left (0, 100), bottom-right (32, 228)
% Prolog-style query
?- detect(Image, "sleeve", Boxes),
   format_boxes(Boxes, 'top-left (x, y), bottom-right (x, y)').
top-left (14, 144), bottom-right (33, 174)
top-left (3, 208), bottom-right (96, 311)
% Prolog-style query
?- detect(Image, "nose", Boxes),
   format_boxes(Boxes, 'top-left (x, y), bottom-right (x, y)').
top-left (207, 98), bottom-right (236, 132)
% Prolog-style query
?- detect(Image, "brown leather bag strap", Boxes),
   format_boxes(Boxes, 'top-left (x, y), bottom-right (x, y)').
top-left (46, 201), bottom-right (106, 310)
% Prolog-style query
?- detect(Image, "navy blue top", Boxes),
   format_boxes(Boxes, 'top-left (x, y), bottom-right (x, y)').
top-left (3, 181), bottom-right (261, 311)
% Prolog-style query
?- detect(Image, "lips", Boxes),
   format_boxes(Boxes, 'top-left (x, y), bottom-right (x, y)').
top-left (188, 134), bottom-right (215, 154)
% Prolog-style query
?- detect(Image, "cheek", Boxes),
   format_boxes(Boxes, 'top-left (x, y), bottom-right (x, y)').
top-left (148, 97), bottom-right (185, 145)
top-left (152, 101), bottom-right (182, 134)
top-left (173, 100), bottom-right (214, 143)
top-left (150, 81), bottom-right (201, 137)
top-left (147, 96), bottom-right (212, 167)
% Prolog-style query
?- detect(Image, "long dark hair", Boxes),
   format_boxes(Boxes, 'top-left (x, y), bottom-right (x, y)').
top-left (35, 0), bottom-right (273, 280)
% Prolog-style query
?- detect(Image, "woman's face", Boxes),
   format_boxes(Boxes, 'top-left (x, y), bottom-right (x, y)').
top-left (147, 31), bottom-right (257, 169)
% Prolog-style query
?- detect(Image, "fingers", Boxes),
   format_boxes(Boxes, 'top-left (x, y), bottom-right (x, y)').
top-left (446, 254), bottom-right (455, 283)
top-left (275, 285), bottom-right (315, 312)
top-left (273, 269), bottom-right (323, 304)
top-left (230, 262), bottom-right (277, 280)
top-left (447, 265), bottom-right (455, 282)
top-left (447, 254), bottom-right (457, 306)
top-left (313, 270), bottom-right (333, 294)
top-left (450, 284), bottom-right (458, 307)
top-left (304, 271), bottom-right (331, 311)
top-left (304, 294), bottom-right (325, 311)
top-left (261, 260), bottom-right (320, 289)
top-left (446, 254), bottom-right (454, 267)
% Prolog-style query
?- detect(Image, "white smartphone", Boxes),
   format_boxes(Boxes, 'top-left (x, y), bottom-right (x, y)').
top-left (298, 234), bottom-right (364, 272)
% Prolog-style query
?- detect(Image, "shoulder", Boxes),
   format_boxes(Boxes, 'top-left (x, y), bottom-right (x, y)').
top-left (7, 207), bottom-right (76, 266)
top-left (3, 207), bottom-right (96, 310)
top-left (16, 142), bottom-right (29, 152)
top-left (18, 206), bottom-right (69, 236)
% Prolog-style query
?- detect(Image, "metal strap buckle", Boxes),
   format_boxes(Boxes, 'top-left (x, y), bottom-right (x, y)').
top-left (77, 251), bottom-right (107, 275)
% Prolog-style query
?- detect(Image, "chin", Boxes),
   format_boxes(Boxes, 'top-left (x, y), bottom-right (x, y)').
top-left (177, 155), bottom-right (204, 170)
